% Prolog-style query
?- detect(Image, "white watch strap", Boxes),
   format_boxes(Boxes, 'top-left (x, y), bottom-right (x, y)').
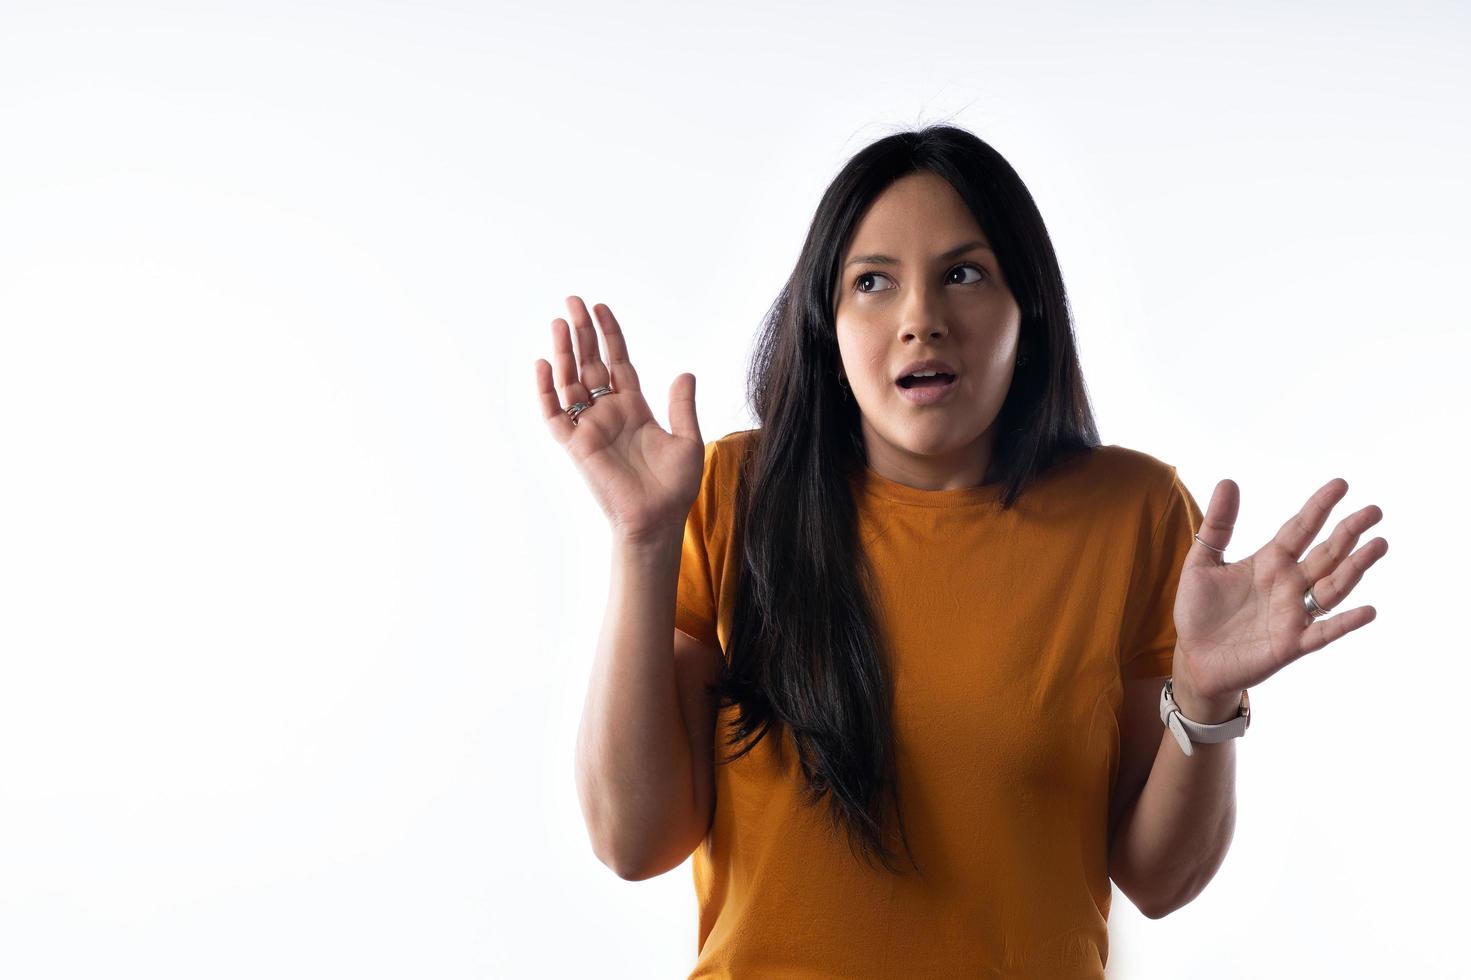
top-left (1159, 678), bottom-right (1250, 757)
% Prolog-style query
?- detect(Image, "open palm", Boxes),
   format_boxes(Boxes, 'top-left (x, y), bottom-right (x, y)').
top-left (536, 295), bottom-right (705, 542)
top-left (1172, 477), bottom-right (1389, 703)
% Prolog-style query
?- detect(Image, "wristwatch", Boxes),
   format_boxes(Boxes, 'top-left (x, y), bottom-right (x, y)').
top-left (1160, 678), bottom-right (1250, 757)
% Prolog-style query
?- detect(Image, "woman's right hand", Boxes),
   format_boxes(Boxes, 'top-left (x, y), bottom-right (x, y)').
top-left (536, 295), bottom-right (705, 544)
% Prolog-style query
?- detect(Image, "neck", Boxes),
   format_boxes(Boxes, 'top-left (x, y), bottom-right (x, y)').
top-left (861, 425), bottom-right (996, 491)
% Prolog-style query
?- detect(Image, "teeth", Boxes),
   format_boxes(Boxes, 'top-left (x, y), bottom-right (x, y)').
top-left (902, 369), bottom-right (948, 379)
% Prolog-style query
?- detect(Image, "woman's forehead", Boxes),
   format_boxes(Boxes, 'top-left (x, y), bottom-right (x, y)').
top-left (843, 177), bottom-right (988, 261)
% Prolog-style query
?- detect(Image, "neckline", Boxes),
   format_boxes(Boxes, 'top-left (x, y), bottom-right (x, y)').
top-left (851, 463), bottom-right (1007, 509)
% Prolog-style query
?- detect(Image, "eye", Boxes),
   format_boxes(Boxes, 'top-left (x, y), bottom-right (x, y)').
top-left (949, 263), bottom-right (986, 285)
top-left (853, 263), bottom-right (987, 294)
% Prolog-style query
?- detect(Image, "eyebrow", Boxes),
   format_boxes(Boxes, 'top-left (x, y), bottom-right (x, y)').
top-left (843, 240), bottom-right (993, 268)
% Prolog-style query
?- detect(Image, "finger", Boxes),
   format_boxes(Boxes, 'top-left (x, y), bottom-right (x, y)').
top-left (1274, 478), bottom-right (1349, 561)
top-left (1305, 535), bottom-right (1388, 614)
top-left (565, 295), bottom-right (612, 393)
top-left (549, 317), bottom-right (587, 405)
top-left (592, 302), bottom-right (641, 394)
top-left (668, 372), bottom-right (700, 442)
top-left (1297, 604), bottom-right (1377, 658)
top-left (536, 358), bottom-right (575, 444)
top-left (1187, 478), bottom-right (1240, 570)
top-left (1301, 503), bottom-right (1384, 585)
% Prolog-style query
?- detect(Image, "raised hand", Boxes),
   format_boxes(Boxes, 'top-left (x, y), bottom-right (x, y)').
top-left (1170, 477), bottom-right (1389, 719)
top-left (535, 295), bottom-right (704, 543)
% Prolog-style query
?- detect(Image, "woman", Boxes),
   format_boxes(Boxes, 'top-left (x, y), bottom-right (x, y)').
top-left (536, 125), bottom-right (1387, 978)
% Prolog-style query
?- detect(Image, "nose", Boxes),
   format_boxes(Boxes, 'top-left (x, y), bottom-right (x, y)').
top-left (896, 284), bottom-right (950, 342)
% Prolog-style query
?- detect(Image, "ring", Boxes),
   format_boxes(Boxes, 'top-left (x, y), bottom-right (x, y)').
top-left (1303, 587), bottom-right (1331, 619)
top-left (565, 384), bottom-right (615, 426)
top-left (1193, 533), bottom-right (1226, 556)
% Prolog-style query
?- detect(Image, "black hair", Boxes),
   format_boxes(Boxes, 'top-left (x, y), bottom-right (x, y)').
top-left (706, 123), bottom-right (1101, 876)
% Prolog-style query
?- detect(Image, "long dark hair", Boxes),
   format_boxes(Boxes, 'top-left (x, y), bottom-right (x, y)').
top-left (707, 124), bottom-right (1102, 876)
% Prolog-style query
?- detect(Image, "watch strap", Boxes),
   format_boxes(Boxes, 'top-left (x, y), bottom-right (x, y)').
top-left (1159, 678), bottom-right (1250, 757)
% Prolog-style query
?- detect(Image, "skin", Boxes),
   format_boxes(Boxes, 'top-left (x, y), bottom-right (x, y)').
top-left (541, 169), bottom-right (1390, 903)
top-left (833, 170), bottom-right (1022, 491)
top-left (833, 169), bottom-right (1391, 916)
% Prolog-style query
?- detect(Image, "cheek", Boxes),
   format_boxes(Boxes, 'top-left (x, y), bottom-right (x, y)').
top-left (833, 318), bottom-right (857, 357)
top-left (834, 325), bottom-right (882, 371)
top-left (858, 349), bottom-right (892, 387)
top-left (976, 323), bottom-right (1021, 366)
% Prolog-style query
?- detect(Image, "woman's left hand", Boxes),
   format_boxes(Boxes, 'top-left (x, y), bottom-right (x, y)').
top-left (1170, 477), bottom-right (1388, 721)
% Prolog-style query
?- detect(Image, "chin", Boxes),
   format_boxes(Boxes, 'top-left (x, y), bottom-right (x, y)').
top-left (897, 430), bottom-right (972, 455)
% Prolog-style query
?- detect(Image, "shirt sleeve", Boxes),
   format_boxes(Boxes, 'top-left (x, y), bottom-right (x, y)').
top-left (674, 439), bottom-right (723, 651)
top-left (1120, 466), bottom-right (1205, 680)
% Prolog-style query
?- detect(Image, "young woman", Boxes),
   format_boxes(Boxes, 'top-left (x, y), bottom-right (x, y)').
top-left (537, 125), bottom-right (1387, 978)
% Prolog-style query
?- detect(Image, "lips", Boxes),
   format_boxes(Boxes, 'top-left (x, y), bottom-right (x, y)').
top-left (896, 374), bottom-right (955, 389)
top-left (895, 374), bottom-right (958, 405)
top-left (894, 358), bottom-right (960, 383)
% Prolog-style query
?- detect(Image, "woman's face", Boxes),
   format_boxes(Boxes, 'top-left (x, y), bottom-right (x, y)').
top-left (833, 171), bottom-right (1023, 487)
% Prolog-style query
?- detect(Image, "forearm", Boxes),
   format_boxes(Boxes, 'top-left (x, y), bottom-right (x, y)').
top-left (574, 528), bottom-right (696, 878)
top-left (1109, 662), bottom-right (1240, 918)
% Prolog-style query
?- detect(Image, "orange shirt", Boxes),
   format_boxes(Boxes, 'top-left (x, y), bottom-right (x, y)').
top-left (675, 428), bottom-right (1204, 979)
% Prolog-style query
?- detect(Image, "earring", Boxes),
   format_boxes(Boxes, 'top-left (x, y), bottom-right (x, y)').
top-left (838, 373), bottom-right (849, 389)
top-left (1017, 353), bottom-right (1028, 367)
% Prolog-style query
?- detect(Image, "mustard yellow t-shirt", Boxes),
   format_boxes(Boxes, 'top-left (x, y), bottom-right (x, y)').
top-left (674, 427), bottom-right (1204, 979)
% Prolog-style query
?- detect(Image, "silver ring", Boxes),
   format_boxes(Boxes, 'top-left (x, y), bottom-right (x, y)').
top-left (565, 384), bottom-right (615, 426)
top-left (1304, 587), bottom-right (1331, 619)
top-left (1193, 533), bottom-right (1226, 556)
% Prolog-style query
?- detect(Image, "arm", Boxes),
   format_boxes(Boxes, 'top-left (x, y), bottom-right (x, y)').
top-left (573, 528), bottom-right (706, 880)
top-left (1108, 654), bottom-right (1240, 918)
top-left (1112, 469), bottom-right (1388, 916)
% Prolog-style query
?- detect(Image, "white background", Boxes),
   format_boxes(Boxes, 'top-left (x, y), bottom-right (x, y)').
top-left (0, 1), bottom-right (1463, 977)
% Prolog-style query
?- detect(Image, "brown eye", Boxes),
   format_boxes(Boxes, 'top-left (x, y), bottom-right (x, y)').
top-left (854, 264), bottom-right (985, 294)
top-left (855, 271), bottom-right (892, 293)
top-left (950, 263), bottom-right (986, 285)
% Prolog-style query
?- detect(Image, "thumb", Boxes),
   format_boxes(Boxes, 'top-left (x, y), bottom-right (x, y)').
top-left (1186, 478), bottom-right (1240, 570)
top-left (668, 373), bottom-right (701, 443)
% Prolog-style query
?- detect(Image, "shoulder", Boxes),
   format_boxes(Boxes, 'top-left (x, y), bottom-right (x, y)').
top-left (1048, 444), bottom-right (1183, 533)
top-left (1091, 446), bottom-right (1207, 555)
top-left (1083, 444), bottom-right (1181, 504)
top-left (704, 428), bottom-right (761, 476)
top-left (1087, 443), bottom-right (1177, 484)
top-left (694, 428), bottom-right (761, 508)
top-left (709, 427), bottom-right (760, 456)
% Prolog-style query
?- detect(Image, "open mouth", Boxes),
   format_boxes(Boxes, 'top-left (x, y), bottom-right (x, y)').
top-left (896, 374), bottom-right (956, 389)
